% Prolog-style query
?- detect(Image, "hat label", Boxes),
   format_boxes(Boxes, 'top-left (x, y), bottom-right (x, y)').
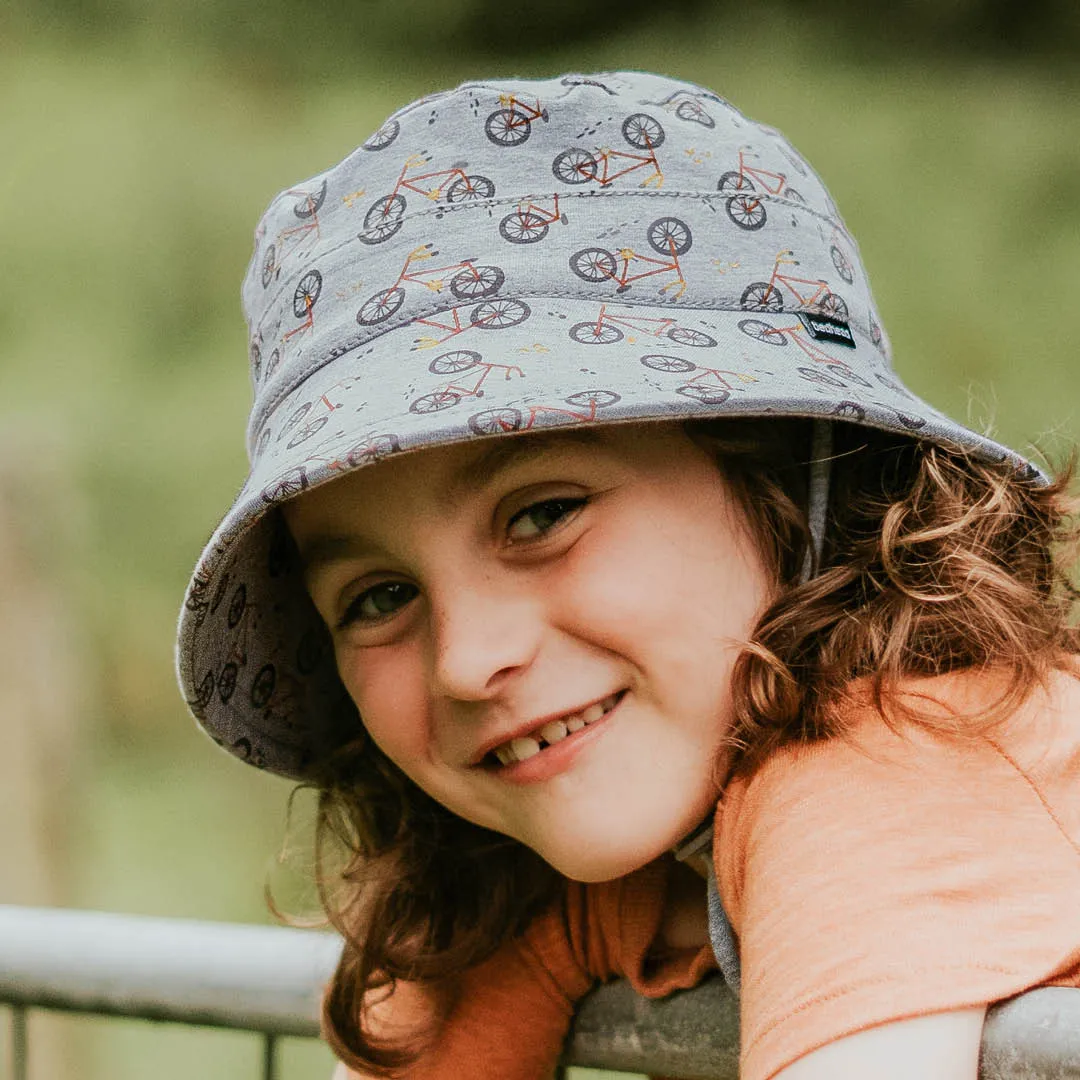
top-left (798, 312), bottom-right (856, 348)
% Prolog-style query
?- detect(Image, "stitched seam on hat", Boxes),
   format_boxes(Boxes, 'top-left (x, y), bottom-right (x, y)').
top-left (248, 293), bottom-right (877, 435)
top-left (348, 188), bottom-right (844, 245)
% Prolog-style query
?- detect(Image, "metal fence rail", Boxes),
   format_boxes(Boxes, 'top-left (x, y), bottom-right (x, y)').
top-left (1, 906), bottom-right (1079, 1079)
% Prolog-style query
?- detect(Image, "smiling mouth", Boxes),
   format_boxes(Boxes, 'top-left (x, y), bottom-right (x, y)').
top-left (486, 691), bottom-right (626, 767)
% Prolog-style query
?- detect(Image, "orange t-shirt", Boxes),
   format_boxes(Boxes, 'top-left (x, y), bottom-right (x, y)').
top-left (349, 670), bottom-right (1080, 1080)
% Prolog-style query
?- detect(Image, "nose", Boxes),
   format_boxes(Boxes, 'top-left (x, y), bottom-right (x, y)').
top-left (428, 577), bottom-right (541, 703)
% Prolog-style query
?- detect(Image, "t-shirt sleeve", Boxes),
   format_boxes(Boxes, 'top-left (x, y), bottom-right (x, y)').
top-left (368, 857), bottom-right (711, 1080)
top-left (716, 698), bottom-right (1080, 1080)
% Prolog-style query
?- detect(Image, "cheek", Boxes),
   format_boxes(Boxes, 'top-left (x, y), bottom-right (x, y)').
top-left (335, 643), bottom-right (430, 764)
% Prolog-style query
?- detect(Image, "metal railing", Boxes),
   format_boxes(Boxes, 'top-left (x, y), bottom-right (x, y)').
top-left (1, 906), bottom-right (1079, 1079)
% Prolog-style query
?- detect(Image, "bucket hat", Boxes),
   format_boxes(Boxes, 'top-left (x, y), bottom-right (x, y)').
top-left (177, 70), bottom-right (1036, 780)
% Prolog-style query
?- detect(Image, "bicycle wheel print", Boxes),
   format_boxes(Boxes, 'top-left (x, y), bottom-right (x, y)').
top-left (565, 389), bottom-right (620, 408)
top-left (784, 188), bottom-right (805, 204)
top-left (287, 415), bottom-right (329, 449)
top-left (717, 171), bottom-right (753, 194)
top-left (570, 248), bottom-right (618, 283)
top-left (741, 282), bottom-right (783, 312)
top-left (250, 341), bottom-right (261, 381)
top-left (250, 664), bottom-right (276, 709)
top-left (357, 287), bottom-right (406, 326)
top-left (485, 108), bottom-right (532, 147)
top-left (194, 671), bottom-right (215, 711)
top-left (446, 175), bottom-right (495, 202)
top-left (677, 384), bottom-right (731, 406)
top-left (261, 244), bottom-right (276, 288)
top-left (265, 348), bottom-right (281, 380)
top-left (217, 662), bottom-right (238, 704)
top-left (830, 245), bottom-right (855, 284)
top-left (429, 349), bottom-right (482, 375)
top-left (726, 194), bottom-right (767, 231)
top-left (814, 292), bottom-right (849, 322)
top-left (622, 113), bottom-right (665, 149)
top-left (469, 407), bottom-right (524, 435)
top-left (553, 148), bottom-right (599, 184)
top-left (499, 210), bottom-right (549, 244)
top-left (227, 583), bottom-right (247, 628)
top-left (831, 365), bottom-right (871, 388)
top-left (832, 401), bottom-right (866, 421)
top-left (449, 264), bottom-right (505, 301)
top-left (667, 327), bottom-right (716, 348)
top-left (283, 402), bottom-right (312, 433)
top-left (361, 195), bottom-right (406, 244)
top-left (293, 180), bottom-right (327, 219)
top-left (570, 321), bottom-right (622, 345)
top-left (261, 466), bottom-right (309, 504)
top-left (293, 270), bottom-right (322, 317)
top-left (362, 119), bottom-right (400, 151)
top-left (470, 298), bottom-right (530, 329)
top-left (675, 100), bottom-right (715, 128)
top-left (738, 318), bottom-right (787, 346)
top-left (640, 353), bottom-right (695, 373)
top-left (410, 391), bottom-right (463, 414)
top-left (647, 217), bottom-right (692, 256)
top-left (346, 435), bottom-right (401, 467)
top-left (797, 366), bottom-right (847, 388)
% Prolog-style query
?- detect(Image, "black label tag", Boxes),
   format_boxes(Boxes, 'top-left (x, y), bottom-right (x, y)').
top-left (798, 311), bottom-right (856, 348)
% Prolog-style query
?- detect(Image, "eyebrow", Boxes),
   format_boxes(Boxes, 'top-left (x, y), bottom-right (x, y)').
top-left (297, 427), bottom-right (609, 580)
top-left (439, 427), bottom-right (606, 510)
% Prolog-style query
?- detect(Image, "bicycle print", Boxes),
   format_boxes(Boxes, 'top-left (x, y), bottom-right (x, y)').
top-left (569, 302), bottom-right (718, 347)
top-left (467, 390), bottom-right (622, 435)
top-left (499, 194), bottom-right (567, 245)
top-left (360, 154), bottom-right (496, 245)
top-left (552, 113), bottom-right (666, 189)
top-left (569, 217), bottom-right (692, 299)
top-left (485, 94), bottom-right (550, 147)
top-left (717, 147), bottom-right (802, 231)
top-left (411, 297), bottom-right (532, 350)
top-left (639, 353), bottom-right (757, 406)
top-left (409, 350), bottom-right (525, 415)
top-left (261, 180), bottom-right (328, 287)
top-left (739, 250), bottom-right (848, 322)
top-left (356, 244), bottom-right (505, 326)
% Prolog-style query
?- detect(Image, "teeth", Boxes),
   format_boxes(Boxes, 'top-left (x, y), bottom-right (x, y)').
top-left (491, 693), bottom-right (624, 765)
top-left (539, 720), bottom-right (569, 744)
top-left (581, 703), bottom-right (605, 724)
top-left (509, 737), bottom-right (542, 761)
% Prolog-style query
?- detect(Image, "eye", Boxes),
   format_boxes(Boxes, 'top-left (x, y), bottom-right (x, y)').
top-left (505, 496), bottom-right (588, 543)
top-left (338, 581), bottom-right (418, 630)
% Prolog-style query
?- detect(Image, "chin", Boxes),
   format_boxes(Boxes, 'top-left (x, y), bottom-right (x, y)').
top-left (530, 822), bottom-right (687, 883)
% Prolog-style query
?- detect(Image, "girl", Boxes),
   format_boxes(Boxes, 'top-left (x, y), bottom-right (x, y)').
top-left (177, 72), bottom-right (1080, 1079)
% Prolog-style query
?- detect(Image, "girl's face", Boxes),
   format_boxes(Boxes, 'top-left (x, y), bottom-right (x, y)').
top-left (285, 423), bottom-right (773, 881)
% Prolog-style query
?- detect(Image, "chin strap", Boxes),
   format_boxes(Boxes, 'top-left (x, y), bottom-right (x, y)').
top-left (800, 418), bottom-right (833, 584)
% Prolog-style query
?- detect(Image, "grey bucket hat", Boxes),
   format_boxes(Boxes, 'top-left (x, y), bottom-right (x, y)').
top-left (177, 70), bottom-right (1035, 780)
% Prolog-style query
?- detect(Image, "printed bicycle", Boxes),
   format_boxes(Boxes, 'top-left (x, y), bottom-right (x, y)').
top-left (411, 297), bottom-right (532, 350)
top-left (467, 390), bottom-right (622, 435)
top-left (410, 350), bottom-right (525, 414)
top-left (552, 113), bottom-right (666, 188)
top-left (261, 180), bottom-right (328, 287)
top-left (739, 251), bottom-right (848, 322)
top-left (569, 217), bottom-right (692, 298)
top-left (485, 95), bottom-right (549, 147)
top-left (569, 302), bottom-right (717, 347)
top-left (499, 195), bottom-right (567, 244)
top-left (639, 353), bottom-right (757, 406)
top-left (716, 148), bottom-right (802, 231)
top-left (360, 155), bottom-right (496, 244)
top-left (356, 245), bottom-right (505, 326)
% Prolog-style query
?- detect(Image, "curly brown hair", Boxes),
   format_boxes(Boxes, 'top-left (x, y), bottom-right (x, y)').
top-left (307, 416), bottom-right (1078, 1075)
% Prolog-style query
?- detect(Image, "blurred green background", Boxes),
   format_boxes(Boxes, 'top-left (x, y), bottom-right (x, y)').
top-left (1, 1), bottom-right (1077, 1076)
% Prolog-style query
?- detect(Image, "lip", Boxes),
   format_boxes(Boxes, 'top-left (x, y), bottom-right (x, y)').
top-left (478, 690), bottom-right (626, 784)
top-left (470, 691), bottom-right (624, 767)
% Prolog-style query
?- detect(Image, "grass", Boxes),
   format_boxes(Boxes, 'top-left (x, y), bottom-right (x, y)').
top-left (1, 20), bottom-right (1077, 1078)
